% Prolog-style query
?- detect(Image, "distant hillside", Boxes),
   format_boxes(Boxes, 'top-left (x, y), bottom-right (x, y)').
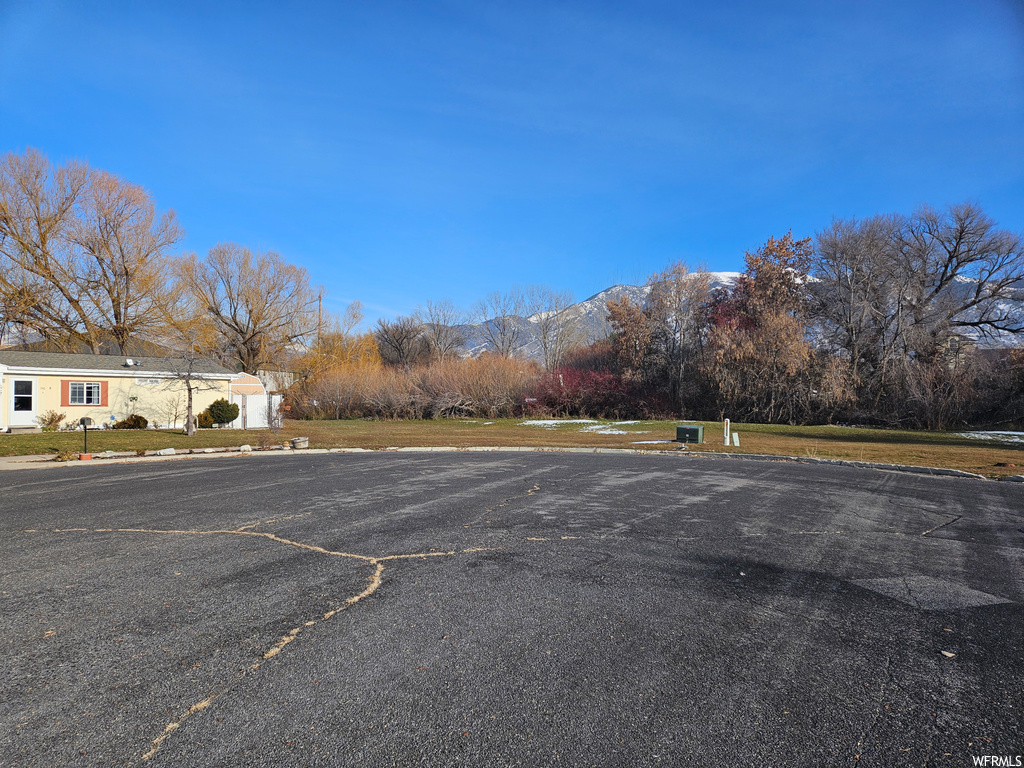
top-left (460, 272), bottom-right (742, 359)
top-left (458, 270), bottom-right (1023, 360)
top-left (553, 272), bottom-right (742, 344)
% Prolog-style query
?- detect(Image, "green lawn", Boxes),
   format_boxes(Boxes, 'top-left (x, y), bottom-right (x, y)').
top-left (2, 418), bottom-right (1022, 478)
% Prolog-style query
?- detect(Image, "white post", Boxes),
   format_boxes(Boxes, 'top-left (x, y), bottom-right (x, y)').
top-left (723, 418), bottom-right (731, 446)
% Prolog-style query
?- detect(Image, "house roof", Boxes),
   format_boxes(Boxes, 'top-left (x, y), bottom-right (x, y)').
top-left (0, 351), bottom-right (235, 376)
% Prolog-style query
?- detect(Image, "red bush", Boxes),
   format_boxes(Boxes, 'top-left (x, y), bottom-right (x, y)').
top-left (528, 368), bottom-right (647, 417)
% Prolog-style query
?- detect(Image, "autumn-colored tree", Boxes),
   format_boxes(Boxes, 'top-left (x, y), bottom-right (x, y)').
top-left (560, 339), bottom-right (619, 373)
top-left (709, 311), bottom-right (814, 422)
top-left (70, 168), bottom-right (182, 351)
top-left (708, 233), bottom-right (851, 423)
top-left (606, 296), bottom-right (652, 374)
top-left (606, 264), bottom-right (715, 414)
top-left (0, 148), bottom-right (182, 353)
top-left (737, 231), bottom-right (811, 320)
top-left (297, 302), bottom-right (381, 378)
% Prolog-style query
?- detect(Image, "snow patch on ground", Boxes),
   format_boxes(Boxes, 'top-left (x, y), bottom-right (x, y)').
top-left (956, 431), bottom-right (1024, 444)
top-left (519, 419), bottom-right (650, 435)
top-left (520, 420), bottom-right (598, 427)
top-left (580, 424), bottom-right (650, 435)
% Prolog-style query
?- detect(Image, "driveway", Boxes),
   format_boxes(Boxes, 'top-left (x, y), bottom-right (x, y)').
top-left (1, 452), bottom-right (1021, 766)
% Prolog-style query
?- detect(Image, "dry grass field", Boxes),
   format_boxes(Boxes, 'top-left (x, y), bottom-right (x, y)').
top-left (2, 418), bottom-right (1023, 478)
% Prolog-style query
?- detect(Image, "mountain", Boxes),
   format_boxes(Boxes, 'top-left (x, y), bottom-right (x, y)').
top-left (459, 272), bottom-right (742, 359)
top-left (554, 272), bottom-right (742, 343)
top-left (458, 270), bottom-right (1024, 360)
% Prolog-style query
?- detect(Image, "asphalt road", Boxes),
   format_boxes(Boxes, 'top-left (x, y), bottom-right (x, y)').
top-left (1, 452), bottom-right (1022, 767)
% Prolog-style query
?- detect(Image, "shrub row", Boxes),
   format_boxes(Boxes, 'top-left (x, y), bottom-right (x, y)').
top-left (287, 357), bottom-right (685, 422)
top-left (288, 357), bottom-right (539, 420)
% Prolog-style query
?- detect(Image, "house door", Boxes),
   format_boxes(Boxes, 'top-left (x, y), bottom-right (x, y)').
top-left (9, 378), bottom-right (37, 427)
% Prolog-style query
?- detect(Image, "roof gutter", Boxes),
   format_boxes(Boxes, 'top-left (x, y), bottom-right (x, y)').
top-left (0, 366), bottom-right (235, 380)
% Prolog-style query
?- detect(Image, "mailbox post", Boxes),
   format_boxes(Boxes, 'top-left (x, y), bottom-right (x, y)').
top-left (79, 417), bottom-right (93, 454)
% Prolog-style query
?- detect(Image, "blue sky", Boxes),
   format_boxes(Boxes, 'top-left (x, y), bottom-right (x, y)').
top-left (1, 0), bottom-right (1022, 326)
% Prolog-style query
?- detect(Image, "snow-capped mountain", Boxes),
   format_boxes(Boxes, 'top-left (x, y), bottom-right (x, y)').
top-left (458, 270), bottom-right (1023, 359)
top-left (460, 272), bottom-right (742, 359)
top-left (554, 272), bottom-right (742, 342)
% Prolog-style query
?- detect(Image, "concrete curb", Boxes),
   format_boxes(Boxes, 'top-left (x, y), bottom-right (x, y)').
top-left (368, 445), bottom-right (995, 480)
top-left (0, 444), bottom-right (1012, 483)
top-left (676, 449), bottom-right (991, 481)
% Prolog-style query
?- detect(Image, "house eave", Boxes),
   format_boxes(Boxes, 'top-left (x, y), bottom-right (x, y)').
top-left (0, 366), bottom-right (235, 380)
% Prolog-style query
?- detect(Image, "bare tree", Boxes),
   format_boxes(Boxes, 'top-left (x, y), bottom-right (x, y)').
top-left (915, 203), bottom-right (1024, 340)
top-left (528, 286), bottom-right (583, 369)
top-left (810, 204), bottom-right (1024, 422)
top-left (157, 309), bottom-right (227, 435)
top-left (71, 169), bottom-right (182, 352)
top-left (161, 393), bottom-right (184, 431)
top-left (170, 351), bottom-right (226, 436)
top-left (179, 243), bottom-right (320, 373)
top-left (474, 288), bottom-right (530, 358)
top-left (337, 300), bottom-right (364, 337)
top-left (645, 262), bottom-right (714, 409)
top-left (0, 148), bottom-right (182, 353)
top-left (810, 216), bottom-right (895, 382)
top-left (421, 299), bottom-right (467, 361)
top-left (0, 292), bottom-right (32, 348)
top-left (374, 314), bottom-right (428, 368)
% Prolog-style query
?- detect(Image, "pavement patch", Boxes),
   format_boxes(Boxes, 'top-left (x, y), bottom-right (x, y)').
top-left (851, 575), bottom-right (1014, 610)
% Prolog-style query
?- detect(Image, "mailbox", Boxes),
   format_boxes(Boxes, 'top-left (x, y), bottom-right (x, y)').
top-left (675, 424), bottom-right (704, 443)
top-left (79, 416), bottom-right (93, 454)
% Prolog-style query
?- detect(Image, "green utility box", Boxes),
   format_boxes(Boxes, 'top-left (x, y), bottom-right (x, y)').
top-left (676, 424), bottom-right (704, 443)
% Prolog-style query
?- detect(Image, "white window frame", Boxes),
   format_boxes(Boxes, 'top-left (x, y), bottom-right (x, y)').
top-left (69, 381), bottom-right (102, 406)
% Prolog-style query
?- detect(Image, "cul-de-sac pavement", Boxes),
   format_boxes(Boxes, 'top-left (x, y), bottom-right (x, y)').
top-left (1, 452), bottom-right (1021, 767)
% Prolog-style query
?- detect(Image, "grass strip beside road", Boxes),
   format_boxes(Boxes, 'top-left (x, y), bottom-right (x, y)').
top-left (1, 418), bottom-right (1022, 478)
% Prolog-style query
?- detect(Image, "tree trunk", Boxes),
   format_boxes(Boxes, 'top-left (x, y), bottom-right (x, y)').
top-left (185, 381), bottom-right (196, 436)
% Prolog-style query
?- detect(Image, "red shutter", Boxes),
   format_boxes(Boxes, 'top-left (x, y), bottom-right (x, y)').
top-left (100, 381), bottom-right (108, 407)
top-left (61, 380), bottom-right (70, 407)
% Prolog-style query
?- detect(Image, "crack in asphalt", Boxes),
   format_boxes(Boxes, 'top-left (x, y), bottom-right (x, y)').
top-left (8, 522), bottom-right (498, 764)
top-left (899, 575), bottom-right (923, 610)
top-left (854, 653), bottom-right (894, 760)
top-left (463, 482), bottom-right (542, 529)
top-left (921, 515), bottom-right (963, 537)
top-left (233, 511), bottom-right (313, 532)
